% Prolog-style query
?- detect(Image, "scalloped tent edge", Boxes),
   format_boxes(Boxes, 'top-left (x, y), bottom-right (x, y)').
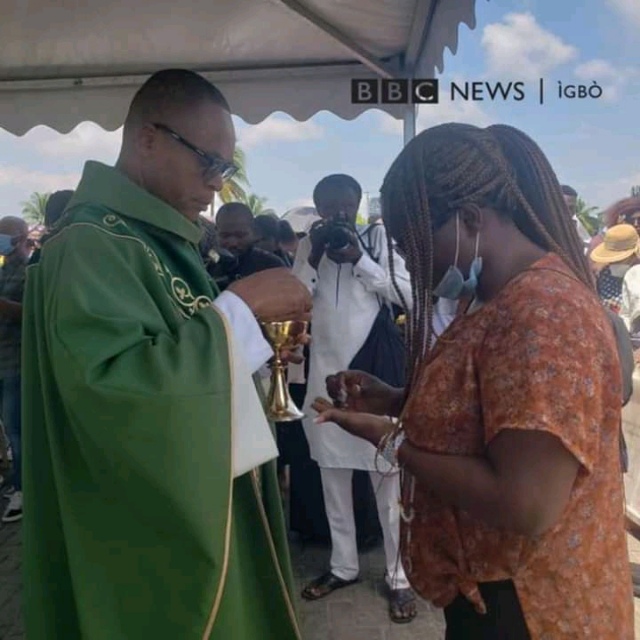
top-left (0, 0), bottom-right (480, 141)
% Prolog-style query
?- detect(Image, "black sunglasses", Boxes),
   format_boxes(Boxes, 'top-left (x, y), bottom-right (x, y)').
top-left (152, 123), bottom-right (238, 182)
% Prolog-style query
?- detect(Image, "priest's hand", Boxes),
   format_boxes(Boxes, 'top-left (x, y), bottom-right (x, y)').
top-left (281, 344), bottom-right (307, 365)
top-left (312, 398), bottom-right (391, 446)
top-left (229, 268), bottom-right (312, 323)
top-left (326, 371), bottom-right (404, 416)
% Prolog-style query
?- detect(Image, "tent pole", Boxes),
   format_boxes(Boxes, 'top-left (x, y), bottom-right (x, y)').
top-left (403, 104), bottom-right (416, 146)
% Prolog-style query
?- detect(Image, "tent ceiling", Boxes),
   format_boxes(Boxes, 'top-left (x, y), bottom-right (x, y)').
top-left (0, 0), bottom-right (478, 135)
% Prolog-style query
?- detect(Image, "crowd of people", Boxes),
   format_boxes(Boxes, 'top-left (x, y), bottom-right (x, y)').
top-left (0, 68), bottom-right (635, 639)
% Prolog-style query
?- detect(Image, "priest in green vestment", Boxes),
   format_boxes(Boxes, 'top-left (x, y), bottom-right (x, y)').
top-left (21, 69), bottom-right (312, 640)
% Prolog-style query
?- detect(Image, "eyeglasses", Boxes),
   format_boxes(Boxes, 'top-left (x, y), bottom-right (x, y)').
top-left (152, 123), bottom-right (238, 182)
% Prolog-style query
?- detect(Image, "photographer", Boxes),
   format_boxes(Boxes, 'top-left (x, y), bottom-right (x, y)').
top-left (293, 174), bottom-right (421, 622)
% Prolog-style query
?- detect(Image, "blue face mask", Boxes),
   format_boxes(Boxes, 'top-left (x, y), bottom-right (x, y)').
top-left (0, 234), bottom-right (15, 257)
top-left (433, 214), bottom-right (483, 300)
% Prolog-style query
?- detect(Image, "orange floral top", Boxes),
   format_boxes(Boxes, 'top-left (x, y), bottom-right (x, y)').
top-left (400, 253), bottom-right (634, 639)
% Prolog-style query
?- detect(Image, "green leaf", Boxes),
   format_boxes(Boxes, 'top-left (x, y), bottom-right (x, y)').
top-left (574, 197), bottom-right (603, 236)
top-left (20, 191), bottom-right (50, 225)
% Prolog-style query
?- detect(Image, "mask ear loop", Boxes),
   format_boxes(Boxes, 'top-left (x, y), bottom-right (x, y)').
top-left (454, 213), bottom-right (461, 268)
top-left (474, 229), bottom-right (480, 261)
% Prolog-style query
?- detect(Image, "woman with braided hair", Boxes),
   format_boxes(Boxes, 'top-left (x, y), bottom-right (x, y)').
top-left (311, 123), bottom-right (634, 638)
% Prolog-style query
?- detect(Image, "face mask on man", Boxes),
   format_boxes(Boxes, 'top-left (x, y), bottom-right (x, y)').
top-left (433, 214), bottom-right (483, 300)
top-left (610, 263), bottom-right (631, 278)
top-left (0, 234), bottom-right (16, 257)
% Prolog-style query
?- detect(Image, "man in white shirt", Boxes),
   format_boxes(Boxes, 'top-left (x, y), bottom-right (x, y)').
top-left (293, 174), bottom-right (422, 622)
top-left (561, 184), bottom-right (592, 248)
top-left (620, 264), bottom-right (640, 352)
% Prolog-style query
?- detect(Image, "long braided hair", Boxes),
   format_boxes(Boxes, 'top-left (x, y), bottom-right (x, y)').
top-left (381, 123), bottom-right (595, 390)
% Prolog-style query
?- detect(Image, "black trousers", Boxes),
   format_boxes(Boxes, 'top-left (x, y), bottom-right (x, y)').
top-left (444, 580), bottom-right (531, 640)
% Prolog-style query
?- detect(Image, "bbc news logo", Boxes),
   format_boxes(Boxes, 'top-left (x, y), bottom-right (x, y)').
top-left (351, 78), bottom-right (605, 105)
top-left (351, 79), bottom-right (439, 104)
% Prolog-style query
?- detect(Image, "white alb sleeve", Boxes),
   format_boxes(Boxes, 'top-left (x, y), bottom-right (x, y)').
top-left (212, 290), bottom-right (273, 374)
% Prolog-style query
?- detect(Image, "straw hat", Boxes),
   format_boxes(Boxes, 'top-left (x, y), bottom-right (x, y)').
top-left (590, 224), bottom-right (640, 264)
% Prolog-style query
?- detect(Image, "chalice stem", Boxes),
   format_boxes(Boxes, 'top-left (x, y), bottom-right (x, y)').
top-left (269, 358), bottom-right (288, 415)
top-left (260, 320), bottom-right (307, 422)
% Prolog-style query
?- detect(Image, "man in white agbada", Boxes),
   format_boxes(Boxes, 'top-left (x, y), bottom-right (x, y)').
top-left (292, 174), bottom-right (455, 623)
top-left (561, 184), bottom-right (591, 250)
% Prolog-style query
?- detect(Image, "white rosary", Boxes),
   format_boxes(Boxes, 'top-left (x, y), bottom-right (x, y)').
top-left (374, 417), bottom-right (416, 573)
top-left (374, 417), bottom-right (404, 473)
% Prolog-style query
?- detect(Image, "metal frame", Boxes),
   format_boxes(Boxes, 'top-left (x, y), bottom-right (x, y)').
top-left (403, 104), bottom-right (417, 146)
top-left (405, 0), bottom-right (440, 72)
top-left (277, 0), bottom-right (395, 79)
top-left (401, 0), bottom-right (438, 145)
top-left (278, 0), bottom-right (441, 146)
top-left (0, 61), bottom-right (395, 92)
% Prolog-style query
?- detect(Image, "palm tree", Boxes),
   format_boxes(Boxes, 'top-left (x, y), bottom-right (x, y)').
top-left (245, 193), bottom-right (276, 217)
top-left (21, 191), bottom-right (50, 225)
top-left (218, 147), bottom-right (250, 204)
top-left (575, 197), bottom-right (602, 236)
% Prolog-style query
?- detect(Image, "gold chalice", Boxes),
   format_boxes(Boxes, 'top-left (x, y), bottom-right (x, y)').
top-left (260, 320), bottom-right (309, 422)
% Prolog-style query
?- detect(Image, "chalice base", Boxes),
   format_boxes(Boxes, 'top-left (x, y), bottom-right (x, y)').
top-left (266, 362), bottom-right (305, 422)
top-left (266, 398), bottom-right (305, 422)
top-left (260, 320), bottom-right (309, 423)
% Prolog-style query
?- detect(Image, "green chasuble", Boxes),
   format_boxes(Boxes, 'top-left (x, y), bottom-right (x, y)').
top-left (21, 162), bottom-right (302, 640)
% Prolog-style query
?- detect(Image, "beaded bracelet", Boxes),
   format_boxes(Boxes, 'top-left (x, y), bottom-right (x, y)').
top-left (380, 432), bottom-right (406, 467)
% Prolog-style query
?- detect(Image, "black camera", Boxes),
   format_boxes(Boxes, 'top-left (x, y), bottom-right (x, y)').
top-left (322, 220), bottom-right (354, 251)
top-left (205, 247), bottom-right (240, 291)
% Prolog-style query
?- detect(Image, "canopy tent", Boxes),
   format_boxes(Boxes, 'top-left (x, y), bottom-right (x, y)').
top-left (281, 206), bottom-right (321, 233)
top-left (0, 0), bottom-right (479, 140)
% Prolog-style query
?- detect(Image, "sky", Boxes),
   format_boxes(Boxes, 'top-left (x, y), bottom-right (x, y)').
top-left (1, 0), bottom-right (639, 219)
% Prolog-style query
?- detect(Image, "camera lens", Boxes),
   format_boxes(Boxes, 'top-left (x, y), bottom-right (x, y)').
top-left (327, 224), bottom-right (352, 250)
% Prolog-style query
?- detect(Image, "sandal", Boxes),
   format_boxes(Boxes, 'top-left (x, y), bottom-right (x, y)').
top-left (301, 572), bottom-right (359, 601)
top-left (388, 587), bottom-right (417, 624)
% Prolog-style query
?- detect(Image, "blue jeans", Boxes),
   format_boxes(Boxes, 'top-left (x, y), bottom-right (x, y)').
top-left (0, 375), bottom-right (21, 490)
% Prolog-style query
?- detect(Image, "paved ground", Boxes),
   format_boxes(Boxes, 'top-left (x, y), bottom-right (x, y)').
top-left (2, 476), bottom-right (640, 639)
top-left (291, 538), bottom-right (445, 639)
top-left (0, 493), bottom-right (444, 640)
top-left (0, 496), bottom-right (21, 640)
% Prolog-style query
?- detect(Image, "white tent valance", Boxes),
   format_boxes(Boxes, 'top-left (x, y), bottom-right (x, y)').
top-left (0, 0), bottom-right (478, 135)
